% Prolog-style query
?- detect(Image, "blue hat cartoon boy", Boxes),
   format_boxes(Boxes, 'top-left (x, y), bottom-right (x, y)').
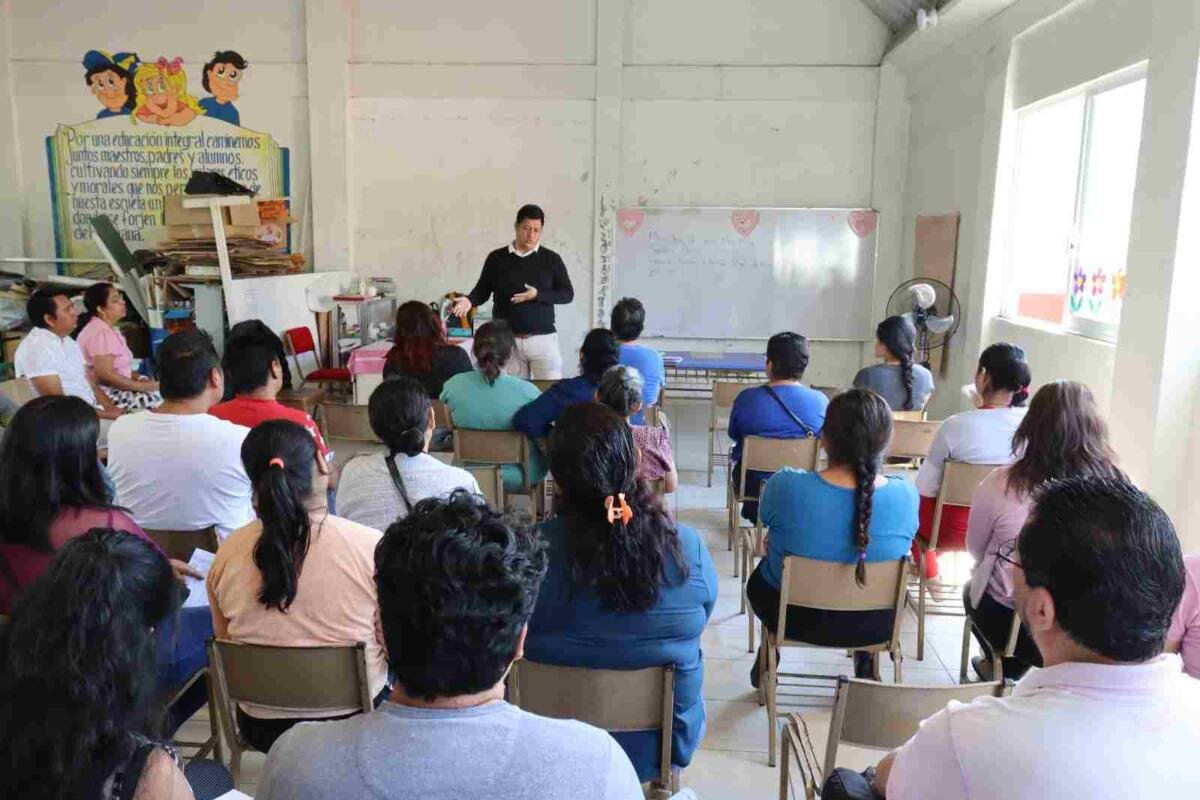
top-left (198, 50), bottom-right (247, 126)
top-left (83, 50), bottom-right (139, 118)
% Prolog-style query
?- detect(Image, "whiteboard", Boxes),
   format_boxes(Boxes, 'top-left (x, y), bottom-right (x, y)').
top-left (612, 207), bottom-right (878, 340)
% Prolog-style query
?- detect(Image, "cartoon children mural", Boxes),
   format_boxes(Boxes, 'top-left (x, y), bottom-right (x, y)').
top-left (82, 50), bottom-right (139, 118)
top-left (198, 50), bottom-right (247, 126)
top-left (131, 57), bottom-right (205, 127)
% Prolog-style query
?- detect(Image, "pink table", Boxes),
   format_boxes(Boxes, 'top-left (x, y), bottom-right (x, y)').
top-left (347, 338), bottom-right (475, 376)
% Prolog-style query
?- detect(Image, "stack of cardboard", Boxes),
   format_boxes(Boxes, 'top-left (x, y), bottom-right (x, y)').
top-left (156, 196), bottom-right (304, 277)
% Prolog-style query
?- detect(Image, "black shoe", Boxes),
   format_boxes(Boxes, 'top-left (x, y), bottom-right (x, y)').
top-left (750, 654), bottom-right (761, 689)
top-left (971, 656), bottom-right (995, 682)
top-left (853, 651), bottom-right (877, 680)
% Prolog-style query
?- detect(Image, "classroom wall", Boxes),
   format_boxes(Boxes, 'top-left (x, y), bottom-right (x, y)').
top-left (0, 0), bottom-right (313, 270)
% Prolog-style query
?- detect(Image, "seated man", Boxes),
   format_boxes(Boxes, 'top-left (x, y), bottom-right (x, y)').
top-left (728, 332), bottom-right (828, 522)
top-left (209, 330), bottom-right (336, 489)
top-left (855, 476), bottom-right (1200, 799)
top-left (258, 490), bottom-right (643, 800)
top-left (107, 330), bottom-right (254, 541)
top-left (14, 288), bottom-right (123, 436)
top-left (611, 297), bottom-right (664, 426)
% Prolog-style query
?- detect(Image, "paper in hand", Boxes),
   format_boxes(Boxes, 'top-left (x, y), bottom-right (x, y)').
top-left (182, 548), bottom-right (216, 609)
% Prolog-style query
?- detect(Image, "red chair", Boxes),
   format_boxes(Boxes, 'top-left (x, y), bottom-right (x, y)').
top-left (283, 327), bottom-right (351, 388)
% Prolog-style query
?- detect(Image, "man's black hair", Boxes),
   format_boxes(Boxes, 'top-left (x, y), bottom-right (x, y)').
top-left (202, 50), bottom-right (248, 93)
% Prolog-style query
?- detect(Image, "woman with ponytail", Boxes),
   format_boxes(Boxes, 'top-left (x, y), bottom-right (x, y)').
top-left (526, 403), bottom-right (717, 785)
top-left (207, 419), bottom-right (389, 753)
top-left (75, 282), bottom-right (162, 411)
top-left (337, 377), bottom-right (479, 531)
top-left (853, 315), bottom-right (934, 412)
top-left (440, 320), bottom-right (547, 493)
top-left (914, 342), bottom-right (1031, 579)
top-left (748, 390), bottom-right (918, 683)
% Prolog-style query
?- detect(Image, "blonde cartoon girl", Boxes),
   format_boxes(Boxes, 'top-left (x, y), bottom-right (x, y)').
top-left (132, 57), bottom-right (204, 126)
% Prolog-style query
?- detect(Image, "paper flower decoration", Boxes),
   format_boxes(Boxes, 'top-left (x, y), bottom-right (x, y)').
top-left (1112, 270), bottom-right (1127, 300)
top-left (1090, 268), bottom-right (1107, 297)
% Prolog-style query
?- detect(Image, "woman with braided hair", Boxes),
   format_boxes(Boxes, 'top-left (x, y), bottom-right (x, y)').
top-left (526, 402), bottom-right (717, 786)
top-left (747, 389), bottom-right (918, 684)
top-left (854, 316), bottom-right (935, 412)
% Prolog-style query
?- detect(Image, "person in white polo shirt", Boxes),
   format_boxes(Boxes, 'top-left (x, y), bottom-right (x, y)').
top-left (14, 288), bottom-right (124, 437)
top-left (837, 476), bottom-right (1200, 800)
top-left (107, 329), bottom-right (255, 541)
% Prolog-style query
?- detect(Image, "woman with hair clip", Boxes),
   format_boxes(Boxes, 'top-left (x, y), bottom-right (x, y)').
top-left (526, 403), bottom-right (718, 786)
top-left (440, 320), bottom-right (546, 493)
top-left (75, 282), bottom-right (162, 411)
top-left (853, 315), bottom-right (934, 412)
top-left (965, 380), bottom-right (1124, 681)
top-left (0, 529), bottom-right (206, 800)
top-left (914, 342), bottom-right (1032, 579)
top-left (207, 419), bottom-right (389, 753)
top-left (337, 376), bottom-right (478, 531)
top-left (747, 389), bottom-right (918, 684)
top-left (595, 364), bottom-right (678, 494)
top-left (382, 300), bottom-right (472, 399)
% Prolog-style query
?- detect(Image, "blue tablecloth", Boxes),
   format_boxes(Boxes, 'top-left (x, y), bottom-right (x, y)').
top-left (662, 351), bottom-right (765, 372)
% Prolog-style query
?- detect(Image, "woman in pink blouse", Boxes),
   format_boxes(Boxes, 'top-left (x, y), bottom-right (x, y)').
top-left (1167, 554), bottom-right (1200, 679)
top-left (596, 365), bottom-right (678, 493)
top-left (74, 283), bottom-right (161, 411)
top-left (964, 380), bottom-right (1123, 680)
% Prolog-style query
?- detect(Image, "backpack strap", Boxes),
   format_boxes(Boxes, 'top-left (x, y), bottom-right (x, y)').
top-left (762, 385), bottom-right (816, 438)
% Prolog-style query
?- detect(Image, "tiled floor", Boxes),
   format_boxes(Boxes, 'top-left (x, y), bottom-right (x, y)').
top-left (178, 407), bottom-right (981, 798)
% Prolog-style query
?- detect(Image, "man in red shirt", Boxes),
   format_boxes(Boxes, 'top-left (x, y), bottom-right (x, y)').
top-left (210, 331), bottom-right (336, 487)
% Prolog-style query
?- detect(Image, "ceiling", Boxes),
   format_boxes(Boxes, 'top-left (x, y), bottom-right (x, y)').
top-left (860, 0), bottom-right (943, 32)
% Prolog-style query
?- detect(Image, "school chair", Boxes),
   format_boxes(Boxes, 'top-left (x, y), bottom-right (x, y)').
top-left (910, 461), bottom-right (1001, 661)
top-left (532, 379), bottom-right (558, 392)
top-left (507, 660), bottom-right (678, 796)
top-left (0, 378), bottom-right (36, 412)
top-left (167, 667), bottom-right (221, 765)
top-left (778, 678), bottom-right (1011, 797)
top-left (959, 600), bottom-right (1023, 683)
top-left (283, 327), bottom-right (351, 391)
top-left (206, 639), bottom-right (374, 788)
top-left (892, 409), bottom-right (928, 422)
top-left (452, 427), bottom-right (545, 518)
top-left (708, 381), bottom-right (748, 492)
top-left (463, 464), bottom-right (505, 509)
top-left (757, 556), bottom-right (909, 767)
top-left (318, 401), bottom-right (379, 443)
top-left (884, 419), bottom-right (941, 468)
top-left (143, 526), bottom-right (219, 562)
top-left (732, 434), bottom-right (820, 595)
top-left (431, 399), bottom-right (452, 429)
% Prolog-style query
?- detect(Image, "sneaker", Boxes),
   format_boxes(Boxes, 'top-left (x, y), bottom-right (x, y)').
top-left (971, 656), bottom-right (995, 682)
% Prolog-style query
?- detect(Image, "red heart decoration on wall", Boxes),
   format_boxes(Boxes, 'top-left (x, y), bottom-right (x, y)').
top-left (616, 209), bottom-right (645, 237)
top-left (848, 210), bottom-right (878, 239)
top-left (730, 210), bottom-right (760, 237)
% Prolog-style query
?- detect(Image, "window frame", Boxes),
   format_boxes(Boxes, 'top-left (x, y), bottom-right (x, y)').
top-left (1002, 63), bottom-right (1148, 343)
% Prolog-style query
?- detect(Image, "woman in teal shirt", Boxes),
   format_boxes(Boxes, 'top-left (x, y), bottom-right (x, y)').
top-left (440, 321), bottom-right (546, 492)
top-left (526, 403), bottom-right (718, 786)
top-left (747, 389), bottom-right (918, 684)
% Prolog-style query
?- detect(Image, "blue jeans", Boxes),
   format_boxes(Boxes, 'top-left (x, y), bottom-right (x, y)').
top-left (157, 606), bottom-right (214, 734)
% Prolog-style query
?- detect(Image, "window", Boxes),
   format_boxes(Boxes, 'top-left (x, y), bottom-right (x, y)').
top-left (1003, 69), bottom-right (1147, 341)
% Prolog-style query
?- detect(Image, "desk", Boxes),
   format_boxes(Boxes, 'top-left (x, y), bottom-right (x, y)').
top-left (347, 338), bottom-right (474, 404)
top-left (661, 351), bottom-right (766, 398)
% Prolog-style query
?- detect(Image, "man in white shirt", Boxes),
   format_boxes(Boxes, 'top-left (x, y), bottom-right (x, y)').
top-left (107, 329), bottom-right (254, 541)
top-left (857, 476), bottom-right (1200, 800)
top-left (14, 288), bottom-right (123, 434)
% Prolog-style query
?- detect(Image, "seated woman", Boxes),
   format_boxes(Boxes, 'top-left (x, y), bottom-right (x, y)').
top-left (0, 529), bottom-right (197, 800)
top-left (207, 419), bottom-right (389, 753)
top-left (337, 377), bottom-right (479, 530)
top-left (75, 282), bottom-right (161, 411)
top-left (728, 332), bottom-right (828, 522)
top-left (526, 403), bottom-right (717, 786)
top-left (965, 381), bottom-right (1124, 680)
top-left (852, 315), bottom-right (934, 413)
top-left (382, 300), bottom-right (472, 399)
top-left (513, 328), bottom-right (620, 438)
top-left (1168, 554), bottom-right (1200, 679)
top-left (440, 320), bottom-right (547, 494)
top-left (914, 342), bottom-right (1031, 579)
top-left (747, 389), bottom-right (918, 683)
top-left (611, 297), bottom-right (665, 425)
top-left (596, 365), bottom-right (678, 494)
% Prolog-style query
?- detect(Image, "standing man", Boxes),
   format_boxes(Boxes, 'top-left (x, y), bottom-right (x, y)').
top-left (451, 205), bottom-right (574, 380)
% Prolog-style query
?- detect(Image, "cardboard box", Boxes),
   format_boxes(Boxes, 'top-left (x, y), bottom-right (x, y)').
top-left (167, 223), bottom-right (261, 240)
top-left (164, 194), bottom-right (229, 226)
top-left (229, 202), bottom-right (261, 227)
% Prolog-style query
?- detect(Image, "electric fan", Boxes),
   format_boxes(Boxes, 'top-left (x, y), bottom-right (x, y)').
top-left (884, 278), bottom-right (962, 369)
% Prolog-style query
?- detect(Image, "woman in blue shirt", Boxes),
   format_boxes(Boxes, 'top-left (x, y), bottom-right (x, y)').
top-left (513, 328), bottom-right (619, 438)
top-left (611, 297), bottom-right (665, 425)
top-left (526, 403), bottom-right (718, 786)
top-left (747, 389), bottom-right (918, 684)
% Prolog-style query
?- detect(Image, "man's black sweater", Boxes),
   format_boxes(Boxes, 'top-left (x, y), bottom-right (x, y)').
top-left (466, 246), bottom-right (574, 336)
